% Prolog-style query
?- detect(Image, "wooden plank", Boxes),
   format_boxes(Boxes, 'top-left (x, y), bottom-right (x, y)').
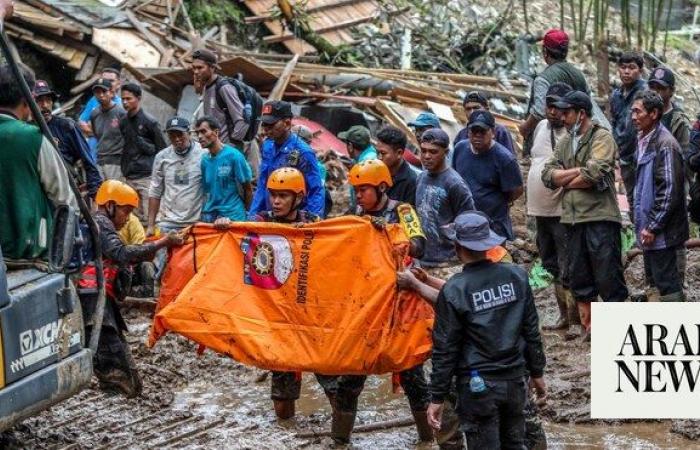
top-left (92, 28), bottom-right (161, 68)
top-left (245, 0), bottom-right (370, 23)
top-left (267, 54), bottom-right (299, 101)
top-left (125, 9), bottom-right (167, 56)
top-left (67, 50), bottom-right (87, 70)
top-left (75, 55), bottom-right (99, 81)
top-left (263, 14), bottom-right (379, 43)
top-left (374, 100), bottom-right (419, 148)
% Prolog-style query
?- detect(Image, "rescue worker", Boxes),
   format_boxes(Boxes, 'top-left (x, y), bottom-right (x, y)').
top-left (426, 212), bottom-right (547, 449)
top-left (330, 159), bottom-right (432, 445)
top-left (0, 65), bottom-right (78, 261)
top-left (249, 101), bottom-right (325, 218)
top-left (33, 79), bottom-right (103, 199)
top-left (77, 180), bottom-right (182, 397)
top-left (251, 167), bottom-right (338, 419)
top-left (397, 242), bottom-right (548, 450)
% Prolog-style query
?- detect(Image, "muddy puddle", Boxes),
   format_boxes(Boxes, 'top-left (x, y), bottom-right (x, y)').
top-left (171, 365), bottom-right (699, 449)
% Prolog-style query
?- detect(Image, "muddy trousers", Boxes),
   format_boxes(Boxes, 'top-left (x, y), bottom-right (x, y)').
top-left (643, 246), bottom-right (684, 298)
top-left (438, 383), bottom-right (546, 450)
top-left (457, 377), bottom-right (528, 450)
top-left (535, 216), bottom-right (569, 286)
top-left (80, 293), bottom-right (142, 396)
top-left (333, 364), bottom-right (430, 413)
top-left (567, 221), bottom-right (628, 302)
top-left (270, 371), bottom-right (338, 400)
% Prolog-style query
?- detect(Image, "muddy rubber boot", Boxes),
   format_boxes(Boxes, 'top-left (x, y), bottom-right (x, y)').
top-left (645, 287), bottom-right (661, 302)
top-left (273, 400), bottom-right (296, 420)
top-left (98, 368), bottom-right (141, 398)
top-left (564, 288), bottom-right (581, 326)
top-left (411, 410), bottom-right (434, 442)
top-left (543, 284), bottom-right (569, 330)
top-left (331, 411), bottom-right (356, 445)
top-left (677, 247), bottom-right (687, 288)
top-left (578, 301), bottom-right (592, 343)
top-left (659, 291), bottom-right (686, 302)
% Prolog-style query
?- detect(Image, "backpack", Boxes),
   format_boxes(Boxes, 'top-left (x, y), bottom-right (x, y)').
top-left (214, 75), bottom-right (263, 142)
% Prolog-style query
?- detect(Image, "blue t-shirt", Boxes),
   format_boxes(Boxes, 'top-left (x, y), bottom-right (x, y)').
top-left (416, 167), bottom-right (475, 266)
top-left (200, 145), bottom-right (253, 221)
top-left (452, 140), bottom-right (523, 240)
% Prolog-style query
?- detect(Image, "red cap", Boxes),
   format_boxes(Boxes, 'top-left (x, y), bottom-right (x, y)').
top-left (543, 29), bottom-right (569, 50)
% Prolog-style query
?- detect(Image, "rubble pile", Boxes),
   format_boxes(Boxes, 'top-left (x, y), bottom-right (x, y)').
top-left (350, 0), bottom-right (521, 77)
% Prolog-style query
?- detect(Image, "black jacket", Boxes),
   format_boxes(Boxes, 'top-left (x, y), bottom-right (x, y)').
top-left (430, 260), bottom-right (545, 402)
top-left (119, 109), bottom-right (167, 178)
top-left (387, 160), bottom-right (418, 206)
top-left (47, 115), bottom-right (103, 196)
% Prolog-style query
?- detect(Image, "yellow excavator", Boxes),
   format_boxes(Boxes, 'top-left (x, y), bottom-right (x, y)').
top-left (0, 14), bottom-right (107, 432)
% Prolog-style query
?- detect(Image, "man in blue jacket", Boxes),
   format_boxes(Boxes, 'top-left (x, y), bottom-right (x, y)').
top-left (631, 90), bottom-right (688, 302)
top-left (34, 79), bottom-right (102, 199)
top-left (249, 101), bottom-right (325, 217)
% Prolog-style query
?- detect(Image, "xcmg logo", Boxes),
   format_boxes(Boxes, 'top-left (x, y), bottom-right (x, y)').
top-left (19, 319), bottom-right (63, 356)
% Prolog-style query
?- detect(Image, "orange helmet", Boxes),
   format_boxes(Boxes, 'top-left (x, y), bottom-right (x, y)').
top-left (348, 159), bottom-right (393, 188)
top-left (267, 167), bottom-right (306, 195)
top-left (95, 179), bottom-right (139, 207)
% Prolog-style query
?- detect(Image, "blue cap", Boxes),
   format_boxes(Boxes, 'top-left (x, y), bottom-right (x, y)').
top-left (165, 116), bottom-right (190, 132)
top-left (468, 110), bottom-right (496, 130)
top-left (408, 112), bottom-right (441, 129)
top-left (442, 212), bottom-right (505, 251)
top-left (420, 128), bottom-right (450, 148)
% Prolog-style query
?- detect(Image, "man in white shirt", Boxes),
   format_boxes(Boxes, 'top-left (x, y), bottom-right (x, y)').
top-left (526, 82), bottom-right (580, 334)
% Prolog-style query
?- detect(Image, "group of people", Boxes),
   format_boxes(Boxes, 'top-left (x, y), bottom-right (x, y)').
top-left (0, 0), bottom-right (696, 442)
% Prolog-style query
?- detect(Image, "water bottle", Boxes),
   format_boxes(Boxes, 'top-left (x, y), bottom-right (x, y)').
top-left (469, 370), bottom-right (486, 394)
top-left (243, 102), bottom-right (252, 121)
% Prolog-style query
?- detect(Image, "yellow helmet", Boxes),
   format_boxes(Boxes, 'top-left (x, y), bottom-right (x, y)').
top-left (348, 159), bottom-right (393, 188)
top-left (95, 179), bottom-right (139, 207)
top-left (267, 167), bottom-right (306, 195)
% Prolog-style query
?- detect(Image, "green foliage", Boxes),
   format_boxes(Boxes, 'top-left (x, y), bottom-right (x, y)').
top-left (185, 0), bottom-right (245, 29)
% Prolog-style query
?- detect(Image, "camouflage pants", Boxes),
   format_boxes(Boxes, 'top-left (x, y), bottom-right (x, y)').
top-left (270, 371), bottom-right (338, 401)
top-left (333, 363), bottom-right (430, 413)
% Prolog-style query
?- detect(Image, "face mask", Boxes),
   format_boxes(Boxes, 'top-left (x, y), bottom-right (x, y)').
top-left (569, 111), bottom-right (583, 156)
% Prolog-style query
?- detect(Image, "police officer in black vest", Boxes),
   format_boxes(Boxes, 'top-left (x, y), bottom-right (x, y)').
top-left (427, 212), bottom-right (547, 449)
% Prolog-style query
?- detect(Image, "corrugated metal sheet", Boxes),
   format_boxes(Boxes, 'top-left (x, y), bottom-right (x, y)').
top-left (34, 0), bottom-right (130, 28)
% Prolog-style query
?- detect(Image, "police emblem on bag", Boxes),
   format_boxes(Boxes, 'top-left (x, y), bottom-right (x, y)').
top-left (241, 233), bottom-right (294, 289)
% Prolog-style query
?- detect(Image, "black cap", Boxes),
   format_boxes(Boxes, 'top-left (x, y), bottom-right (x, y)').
top-left (92, 78), bottom-right (113, 91)
top-left (648, 66), bottom-right (675, 88)
top-left (463, 91), bottom-right (488, 106)
top-left (552, 90), bottom-right (593, 114)
top-left (467, 110), bottom-right (496, 130)
top-left (545, 82), bottom-right (573, 105)
top-left (33, 79), bottom-right (58, 100)
top-left (165, 116), bottom-right (190, 132)
top-left (261, 101), bottom-right (293, 124)
top-left (420, 128), bottom-right (450, 147)
top-left (192, 48), bottom-right (218, 66)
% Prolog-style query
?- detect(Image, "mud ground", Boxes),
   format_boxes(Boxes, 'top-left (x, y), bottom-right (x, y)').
top-left (4, 184), bottom-right (700, 448)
